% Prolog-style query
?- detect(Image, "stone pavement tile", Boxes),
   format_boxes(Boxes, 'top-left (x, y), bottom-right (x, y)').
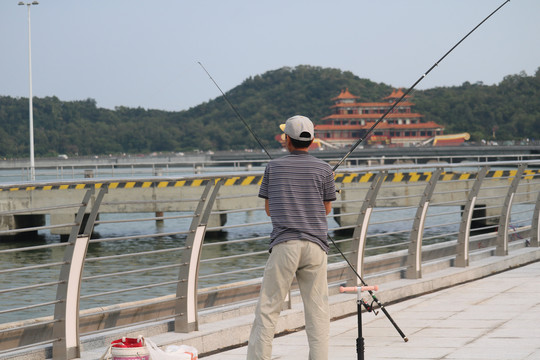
top-left (413, 327), bottom-right (488, 339)
top-left (200, 261), bottom-right (540, 359)
top-left (407, 303), bottom-right (469, 314)
top-left (447, 344), bottom-right (536, 360)
top-left (412, 317), bottom-right (504, 329)
top-left (495, 319), bottom-right (540, 338)
top-left (205, 352), bottom-right (246, 359)
top-left (394, 309), bottom-right (457, 321)
top-left (366, 344), bottom-right (454, 359)
top-left (476, 293), bottom-right (535, 307)
top-left (466, 337), bottom-right (538, 353)
top-left (525, 350), bottom-right (540, 360)
top-left (449, 308), bottom-right (521, 320)
top-left (403, 334), bottom-right (473, 349)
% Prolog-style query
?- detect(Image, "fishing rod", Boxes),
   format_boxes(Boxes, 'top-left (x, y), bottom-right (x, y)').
top-left (331, 0), bottom-right (511, 173)
top-left (199, 0), bottom-right (509, 343)
top-left (200, 60), bottom-right (409, 342)
top-left (329, 231), bottom-right (408, 341)
top-left (198, 62), bottom-right (273, 159)
top-left (323, 0), bottom-right (510, 342)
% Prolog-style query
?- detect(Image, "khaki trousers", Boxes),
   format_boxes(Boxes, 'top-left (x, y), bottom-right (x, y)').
top-left (247, 240), bottom-right (329, 360)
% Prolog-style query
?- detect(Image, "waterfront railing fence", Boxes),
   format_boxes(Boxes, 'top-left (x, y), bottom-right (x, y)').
top-left (0, 160), bottom-right (539, 359)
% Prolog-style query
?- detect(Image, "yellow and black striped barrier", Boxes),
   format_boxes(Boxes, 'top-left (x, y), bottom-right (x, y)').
top-left (1, 170), bottom-right (538, 192)
top-left (335, 169), bottom-right (539, 184)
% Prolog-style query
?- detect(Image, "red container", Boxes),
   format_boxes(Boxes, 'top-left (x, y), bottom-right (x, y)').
top-left (110, 337), bottom-right (149, 360)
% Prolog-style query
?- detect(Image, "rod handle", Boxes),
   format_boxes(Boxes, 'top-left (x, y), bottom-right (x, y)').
top-left (340, 285), bottom-right (379, 293)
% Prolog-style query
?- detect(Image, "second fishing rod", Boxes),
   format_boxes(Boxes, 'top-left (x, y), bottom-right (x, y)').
top-left (199, 0), bottom-right (510, 343)
top-left (324, 0), bottom-right (509, 342)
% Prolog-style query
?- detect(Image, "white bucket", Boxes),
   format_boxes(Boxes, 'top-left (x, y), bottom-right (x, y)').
top-left (110, 336), bottom-right (149, 360)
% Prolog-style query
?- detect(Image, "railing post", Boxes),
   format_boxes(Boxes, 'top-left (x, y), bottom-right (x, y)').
top-left (405, 168), bottom-right (442, 279)
top-left (496, 165), bottom-right (526, 256)
top-left (176, 179), bottom-right (223, 333)
top-left (531, 189), bottom-right (540, 247)
top-left (456, 166), bottom-right (489, 267)
top-left (52, 186), bottom-right (107, 359)
top-left (348, 171), bottom-right (386, 286)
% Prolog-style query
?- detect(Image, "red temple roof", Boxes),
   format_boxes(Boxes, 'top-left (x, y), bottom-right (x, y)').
top-left (321, 113), bottom-right (423, 120)
top-left (383, 88), bottom-right (410, 100)
top-left (331, 88), bottom-right (359, 101)
top-left (330, 101), bottom-right (416, 108)
top-left (315, 121), bottom-right (442, 131)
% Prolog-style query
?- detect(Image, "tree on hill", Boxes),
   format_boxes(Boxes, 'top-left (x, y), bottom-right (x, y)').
top-left (0, 65), bottom-right (538, 158)
top-left (413, 68), bottom-right (540, 142)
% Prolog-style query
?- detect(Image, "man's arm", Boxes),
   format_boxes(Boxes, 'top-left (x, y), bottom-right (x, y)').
top-left (324, 201), bottom-right (332, 215)
top-left (265, 199), bottom-right (270, 216)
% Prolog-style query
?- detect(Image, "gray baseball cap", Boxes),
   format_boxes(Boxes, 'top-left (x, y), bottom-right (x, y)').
top-left (279, 115), bottom-right (314, 141)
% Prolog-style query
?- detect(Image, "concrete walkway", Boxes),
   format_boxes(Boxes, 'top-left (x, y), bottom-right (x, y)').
top-left (202, 260), bottom-right (540, 360)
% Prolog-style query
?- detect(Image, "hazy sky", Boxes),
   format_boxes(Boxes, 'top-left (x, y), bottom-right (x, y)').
top-left (1, 0), bottom-right (538, 112)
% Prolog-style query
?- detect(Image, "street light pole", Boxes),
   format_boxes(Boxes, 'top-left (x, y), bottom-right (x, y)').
top-left (19, 1), bottom-right (38, 181)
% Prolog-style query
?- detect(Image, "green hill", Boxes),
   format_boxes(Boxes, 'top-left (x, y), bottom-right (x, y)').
top-left (1, 65), bottom-right (539, 158)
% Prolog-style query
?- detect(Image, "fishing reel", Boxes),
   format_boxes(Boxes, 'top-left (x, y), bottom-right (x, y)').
top-left (360, 298), bottom-right (379, 315)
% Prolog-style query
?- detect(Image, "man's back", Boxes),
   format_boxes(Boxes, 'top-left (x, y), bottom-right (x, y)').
top-left (259, 151), bottom-right (336, 252)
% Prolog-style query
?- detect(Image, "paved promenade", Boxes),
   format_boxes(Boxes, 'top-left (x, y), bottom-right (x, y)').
top-left (202, 260), bottom-right (540, 360)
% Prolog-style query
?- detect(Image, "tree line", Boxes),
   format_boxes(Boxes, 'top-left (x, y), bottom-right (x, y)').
top-left (1, 65), bottom-right (539, 158)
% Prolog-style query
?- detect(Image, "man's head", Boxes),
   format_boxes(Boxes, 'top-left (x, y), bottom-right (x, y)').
top-left (280, 115), bottom-right (314, 149)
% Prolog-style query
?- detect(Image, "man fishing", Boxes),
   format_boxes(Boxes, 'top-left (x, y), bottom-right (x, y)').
top-left (199, 4), bottom-right (509, 351)
top-left (247, 115), bottom-right (336, 360)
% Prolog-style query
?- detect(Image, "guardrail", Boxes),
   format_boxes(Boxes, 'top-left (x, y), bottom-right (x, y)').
top-left (0, 160), bottom-right (539, 359)
top-left (2, 150), bottom-right (540, 182)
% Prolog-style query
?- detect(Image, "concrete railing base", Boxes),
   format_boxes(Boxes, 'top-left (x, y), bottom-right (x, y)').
top-left (75, 246), bottom-right (540, 360)
top-left (3, 246), bottom-right (538, 360)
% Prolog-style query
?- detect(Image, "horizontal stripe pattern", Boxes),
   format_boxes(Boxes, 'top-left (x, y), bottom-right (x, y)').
top-left (0, 169), bottom-right (538, 192)
top-left (259, 152), bottom-right (336, 252)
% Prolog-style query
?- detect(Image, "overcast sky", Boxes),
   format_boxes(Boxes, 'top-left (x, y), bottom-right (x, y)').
top-left (1, 0), bottom-right (538, 112)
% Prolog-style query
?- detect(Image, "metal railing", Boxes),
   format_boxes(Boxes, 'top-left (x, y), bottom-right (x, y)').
top-left (0, 160), bottom-right (539, 359)
top-left (2, 150), bottom-right (540, 182)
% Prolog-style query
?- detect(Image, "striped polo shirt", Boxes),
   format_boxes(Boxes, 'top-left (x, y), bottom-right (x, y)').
top-left (258, 151), bottom-right (336, 252)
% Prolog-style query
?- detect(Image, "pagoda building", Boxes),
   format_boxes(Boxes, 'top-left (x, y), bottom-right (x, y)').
top-left (314, 88), bottom-right (444, 147)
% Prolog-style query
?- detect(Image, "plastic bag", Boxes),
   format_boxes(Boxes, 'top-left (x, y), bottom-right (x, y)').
top-left (145, 338), bottom-right (198, 360)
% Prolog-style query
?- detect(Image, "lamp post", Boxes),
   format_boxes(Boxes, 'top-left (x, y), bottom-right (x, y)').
top-left (18, 1), bottom-right (38, 181)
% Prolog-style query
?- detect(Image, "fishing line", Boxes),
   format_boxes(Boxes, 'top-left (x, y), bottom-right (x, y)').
top-left (201, 61), bottom-right (410, 342)
top-left (331, 0), bottom-right (511, 172)
top-left (199, 0), bottom-right (509, 343)
top-left (324, 0), bottom-right (510, 342)
top-left (198, 62), bottom-right (273, 159)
